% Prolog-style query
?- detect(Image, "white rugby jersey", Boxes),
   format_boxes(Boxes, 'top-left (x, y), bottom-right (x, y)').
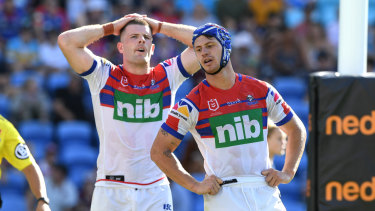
top-left (81, 55), bottom-right (191, 186)
top-left (162, 74), bottom-right (294, 178)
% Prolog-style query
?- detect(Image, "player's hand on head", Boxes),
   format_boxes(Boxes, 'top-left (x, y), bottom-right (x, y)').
top-left (124, 13), bottom-right (146, 18)
top-left (143, 17), bottom-right (161, 35)
top-left (194, 175), bottom-right (223, 195)
top-left (261, 168), bottom-right (293, 187)
top-left (112, 14), bottom-right (146, 36)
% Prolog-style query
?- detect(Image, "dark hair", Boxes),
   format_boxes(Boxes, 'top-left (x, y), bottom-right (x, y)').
top-left (119, 18), bottom-right (153, 36)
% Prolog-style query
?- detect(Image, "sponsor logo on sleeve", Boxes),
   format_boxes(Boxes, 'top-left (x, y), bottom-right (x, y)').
top-left (170, 101), bottom-right (192, 121)
top-left (15, 143), bottom-right (30, 160)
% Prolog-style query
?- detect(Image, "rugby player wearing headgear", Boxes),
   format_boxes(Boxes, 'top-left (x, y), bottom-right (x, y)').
top-left (151, 23), bottom-right (306, 210)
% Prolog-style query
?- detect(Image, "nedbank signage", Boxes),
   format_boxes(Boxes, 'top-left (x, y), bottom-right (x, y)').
top-left (326, 177), bottom-right (375, 202)
top-left (308, 73), bottom-right (375, 211)
top-left (114, 91), bottom-right (163, 122)
top-left (209, 109), bottom-right (264, 148)
top-left (326, 111), bottom-right (375, 135)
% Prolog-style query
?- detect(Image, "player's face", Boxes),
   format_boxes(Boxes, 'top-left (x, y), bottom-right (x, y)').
top-left (194, 36), bottom-right (222, 73)
top-left (118, 24), bottom-right (154, 65)
top-left (268, 128), bottom-right (287, 156)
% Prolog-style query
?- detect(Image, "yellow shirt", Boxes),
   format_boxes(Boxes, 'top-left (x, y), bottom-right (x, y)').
top-left (0, 115), bottom-right (34, 178)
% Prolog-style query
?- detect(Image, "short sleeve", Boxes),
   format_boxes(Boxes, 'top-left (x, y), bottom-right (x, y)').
top-left (2, 121), bottom-right (34, 171)
top-left (161, 98), bottom-right (198, 140)
top-left (266, 83), bottom-right (294, 126)
top-left (160, 55), bottom-right (192, 94)
top-left (80, 56), bottom-right (115, 95)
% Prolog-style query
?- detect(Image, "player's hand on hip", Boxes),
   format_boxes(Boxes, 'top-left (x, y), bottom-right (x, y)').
top-left (194, 175), bottom-right (223, 195)
top-left (261, 168), bottom-right (293, 187)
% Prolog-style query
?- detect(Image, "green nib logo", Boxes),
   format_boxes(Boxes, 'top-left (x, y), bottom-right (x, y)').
top-left (210, 109), bottom-right (264, 148)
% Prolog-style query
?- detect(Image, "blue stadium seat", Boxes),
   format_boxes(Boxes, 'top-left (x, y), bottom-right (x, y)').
top-left (60, 144), bottom-right (97, 167)
top-left (0, 94), bottom-right (10, 118)
top-left (56, 121), bottom-right (93, 145)
top-left (273, 76), bottom-right (307, 101)
top-left (282, 198), bottom-right (306, 211)
top-left (279, 177), bottom-right (305, 201)
top-left (10, 70), bottom-right (45, 88)
top-left (68, 165), bottom-right (95, 188)
top-left (0, 169), bottom-right (27, 195)
top-left (46, 72), bottom-right (71, 95)
top-left (18, 120), bottom-right (54, 143)
top-left (287, 99), bottom-right (309, 127)
top-left (1, 192), bottom-right (27, 211)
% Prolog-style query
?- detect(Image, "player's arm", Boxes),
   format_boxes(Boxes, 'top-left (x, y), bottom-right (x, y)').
top-left (58, 14), bottom-right (143, 74)
top-left (262, 116), bottom-right (306, 187)
top-left (151, 128), bottom-right (222, 195)
top-left (22, 162), bottom-right (50, 211)
top-left (144, 17), bottom-right (200, 75)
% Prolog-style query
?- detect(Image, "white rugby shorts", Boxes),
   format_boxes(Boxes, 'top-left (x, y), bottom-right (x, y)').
top-left (203, 176), bottom-right (286, 211)
top-left (91, 184), bottom-right (173, 211)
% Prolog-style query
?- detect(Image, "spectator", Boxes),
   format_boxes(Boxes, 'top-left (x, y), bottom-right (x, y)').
top-left (268, 27), bottom-right (308, 76)
top-left (52, 75), bottom-right (88, 123)
top-left (0, 0), bottom-right (29, 40)
top-left (33, 0), bottom-right (70, 32)
top-left (6, 26), bottom-right (39, 71)
top-left (267, 122), bottom-right (287, 167)
top-left (11, 79), bottom-right (50, 123)
top-left (38, 30), bottom-right (70, 73)
top-left (181, 3), bottom-right (219, 27)
top-left (249, 0), bottom-right (284, 27)
top-left (45, 163), bottom-right (79, 211)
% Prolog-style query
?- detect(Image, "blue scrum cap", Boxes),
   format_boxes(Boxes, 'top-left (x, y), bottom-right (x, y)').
top-left (192, 23), bottom-right (232, 69)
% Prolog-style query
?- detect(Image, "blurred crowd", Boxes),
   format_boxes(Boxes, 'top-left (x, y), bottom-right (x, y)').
top-left (0, 0), bottom-right (374, 210)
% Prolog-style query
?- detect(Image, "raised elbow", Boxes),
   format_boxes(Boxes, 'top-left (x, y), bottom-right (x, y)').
top-left (57, 33), bottom-right (67, 48)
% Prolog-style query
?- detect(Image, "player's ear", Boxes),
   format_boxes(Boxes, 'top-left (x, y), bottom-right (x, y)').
top-left (151, 44), bottom-right (155, 55)
top-left (117, 42), bottom-right (124, 53)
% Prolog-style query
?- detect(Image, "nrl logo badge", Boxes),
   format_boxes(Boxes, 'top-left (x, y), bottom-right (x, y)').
top-left (247, 95), bottom-right (254, 102)
top-left (121, 76), bottom-right (128, 87)
top-left (151, 79), bottom-right (155, 86)
top-left (208, 99), bottom-right (219, 111)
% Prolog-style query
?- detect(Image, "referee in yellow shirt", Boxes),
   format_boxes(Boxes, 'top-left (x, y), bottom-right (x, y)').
top-left (0, 115), bottom-right (50, 211)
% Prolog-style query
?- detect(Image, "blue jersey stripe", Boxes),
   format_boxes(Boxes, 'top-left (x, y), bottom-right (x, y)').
top-left (262, 116), bottom-right (267, 127)
top-left (163, 95), bottom-right (171, 107)
top-left (103, 85), bottom-right (115, 93)
top-left (202, 80), bottom-right (210, 87)
top-left (156, 76), bottom-right (167, 85)
top-left (80, 60), bottom-right (97, 76)
top-left (177, 55), bottom-right (192, 78)
top-left (184, 98), bottom-right (199, 111)
top-left (197, 118), bottom-right (209, 126)
top-left (196, 126), bottom-right (213, 137)
top-left (276, 112), bottom-right (293, 126)
top-left (162, 123), bottom-right (184, 140)
top-left (100, 92), bottom-right (114, 106)
top-left (109, 72), bottom-right (120, 82)
top-left (163, 86), bottom-right (171, 93)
